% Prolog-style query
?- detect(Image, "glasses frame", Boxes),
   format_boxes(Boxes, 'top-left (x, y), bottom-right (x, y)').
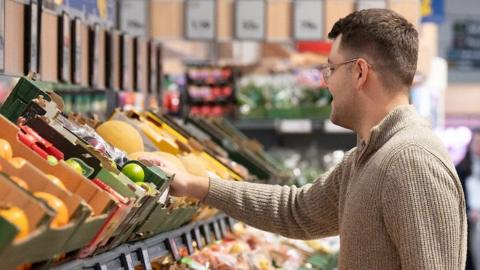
top-left (320, 58), bottom-right (373, 83)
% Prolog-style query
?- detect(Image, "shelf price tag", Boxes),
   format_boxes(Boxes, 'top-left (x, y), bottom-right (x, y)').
top-left (277, 119), bottom-right (313, 134)
top-left (185, 0), bottom-right (216, 40)
top-left (235, 0), bottom-right (266, 40)
top-left (293, 0), bottom-right (324, 40)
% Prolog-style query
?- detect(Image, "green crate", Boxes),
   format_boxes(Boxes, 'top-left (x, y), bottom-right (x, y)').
top-left (0, 77), bottom-right (52, 122)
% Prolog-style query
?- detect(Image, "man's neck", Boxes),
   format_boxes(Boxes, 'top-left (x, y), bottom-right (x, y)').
top-left (357, 96), bottom-right (410, 142)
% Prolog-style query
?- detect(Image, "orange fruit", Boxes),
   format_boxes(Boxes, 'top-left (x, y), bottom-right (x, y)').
top-left (10, 157), bottom-right (26, 168)
top-left (46, 174), bottom-right (67, 191)
top-left (0, 205), bottom-right (29, 241)
top-left (10, 176), bottom-right (29, 190)
top-left (34, 192), bottom-right (69, 228)
top-left (0, 139), bottom-right (13, 160)
top-left (16, 263), bottom-right (32, 270)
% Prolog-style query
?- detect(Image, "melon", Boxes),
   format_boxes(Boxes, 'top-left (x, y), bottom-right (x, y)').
top-left (179, 153), bottom-right (208, 177)
top-left (153, 152), bottom-right (188, 173)
top-left (96, 120), bottom-right (144, 154)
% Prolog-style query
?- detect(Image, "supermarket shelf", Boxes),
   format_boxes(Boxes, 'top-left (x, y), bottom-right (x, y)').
top-left (233, 119), bottom-right (357, 151)
top-left (233, 119), bottom-right (326, 132)
top-left (233, 119), bottom-right (355, 134)
top-left (52, 214), bottom-right (236, 270)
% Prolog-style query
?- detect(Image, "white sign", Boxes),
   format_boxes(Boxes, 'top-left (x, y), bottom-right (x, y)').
top-left (356, 0), bottom-right (387, 11)
top-left (293, 0), bottom-right (324, 40)
top-left (120, 0), bottom-right (147, 36)
top-left (185, 0), bottom-right (216, 40)
top-left (278, 119), bottom-right (312, 134)
top-left (324, 120), bottom-right (353, 133)
top-left (235, 0), bottom-right (266, 40)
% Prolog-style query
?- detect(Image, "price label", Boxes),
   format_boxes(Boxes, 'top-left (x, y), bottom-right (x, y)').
top-left (277, 119), bottom-right (312, 134)
top-left (293, 0), bottom-right (324, 40)
top-left (356, 0), bottom-right (387, 11)
top-left (185, 0), bottom-right (216, 40)
top-left (235, 0), bottom-right (265, 40)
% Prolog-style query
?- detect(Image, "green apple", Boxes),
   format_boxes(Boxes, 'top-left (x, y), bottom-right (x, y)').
top-left (66, 159), bottom-right (83, 175)
top-left (121, 163), bottom-right (145, 183)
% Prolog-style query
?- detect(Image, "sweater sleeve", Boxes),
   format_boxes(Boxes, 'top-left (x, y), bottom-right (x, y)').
top-left (381, 145), bottom-right (467, 269)
top-left (203, 150), bottom-right (355, 240)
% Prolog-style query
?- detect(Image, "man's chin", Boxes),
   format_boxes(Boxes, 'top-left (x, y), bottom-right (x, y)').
top-left (329, 111), bottom-right (351, 130)
top-left (329, 108), bottom-right (339, 125)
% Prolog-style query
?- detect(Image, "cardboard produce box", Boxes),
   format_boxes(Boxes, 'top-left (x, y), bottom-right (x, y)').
top-left (0, 77), bottom-right (52, 123)
top-left (0, 157), bottom-right (90, 267)
top-left (15, 108), bottom-right (172, 248)
top-left (0, 174), bottom-right (55, 269)
top-left (0, 114), bottom-right (133, 257)
top-left (0, 77), bottom-right (185, 250)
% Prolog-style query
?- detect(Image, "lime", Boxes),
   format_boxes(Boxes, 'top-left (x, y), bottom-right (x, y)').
top-left (136, 181), bottom-right (155, 193)
top-left (47, 155), bottom-right (58, 166)
top-left (121, 163), bottom-right (145, 183)
top-left (66, 159), bottom-right (83, 175)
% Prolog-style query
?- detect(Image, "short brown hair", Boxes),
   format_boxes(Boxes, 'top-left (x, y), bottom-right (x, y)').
top-left (328, 9), bottom-right (418, 88)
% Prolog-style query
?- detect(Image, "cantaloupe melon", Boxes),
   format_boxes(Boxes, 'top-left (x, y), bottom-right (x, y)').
top-left (179, 154), bottom-right (207, 176)
top-left (96, 120), bottom-right (144, 154)
top-left (153, 152), bottom-right (187, 172)
top-left (179, 153), bottom-right (209, 177)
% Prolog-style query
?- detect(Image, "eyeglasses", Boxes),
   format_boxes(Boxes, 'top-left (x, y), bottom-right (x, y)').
top-left (320, 58), bottom-right (359, 83)
top-left (320, 58), bottom-right (373, 83)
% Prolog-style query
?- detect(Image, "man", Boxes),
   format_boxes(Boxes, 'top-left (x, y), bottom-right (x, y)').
top-left (150, 9), bottom-right (467, 269)
top-left (466, 130), bottom-right (480, 269)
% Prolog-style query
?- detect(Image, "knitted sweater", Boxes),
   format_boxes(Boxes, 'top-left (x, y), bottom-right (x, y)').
top-left (204, 105), bottom-right (467, 269)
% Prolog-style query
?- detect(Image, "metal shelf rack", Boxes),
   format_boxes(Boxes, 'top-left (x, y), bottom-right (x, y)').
top-left (52, 214), bottom-right (235, 270)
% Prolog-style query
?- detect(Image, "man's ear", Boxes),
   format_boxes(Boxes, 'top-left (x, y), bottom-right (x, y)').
top-left (355, 58), bottom-right (370, 90)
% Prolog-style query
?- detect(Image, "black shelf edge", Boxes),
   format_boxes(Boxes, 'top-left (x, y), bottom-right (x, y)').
top-left (187, 98), bottom-right (235, 105)
top-left (186, 79), bottom-right (232, 86)
top-left (52, 214), bottom-right (236, 270)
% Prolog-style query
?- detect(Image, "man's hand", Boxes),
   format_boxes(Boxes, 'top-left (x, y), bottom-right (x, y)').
top-left (138, 155), bottom-right (210, 200)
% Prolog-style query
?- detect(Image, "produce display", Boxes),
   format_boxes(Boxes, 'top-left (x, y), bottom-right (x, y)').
top-left (237, 72), bottom-right (331, 119)
top-left (159, 224), bottom-right (339, 270)
top-left (186, 66), bottom-right (236, 118)
top-left (0, 77), bottom-right (288, 269)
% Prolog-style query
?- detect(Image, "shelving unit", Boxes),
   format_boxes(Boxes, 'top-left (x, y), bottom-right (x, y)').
top-left (185, 66), bottom-right (236, 117)
top-left (232, 119), bottom-right (356, 151)
top-left (53, 214), bottom-right (236, 270)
